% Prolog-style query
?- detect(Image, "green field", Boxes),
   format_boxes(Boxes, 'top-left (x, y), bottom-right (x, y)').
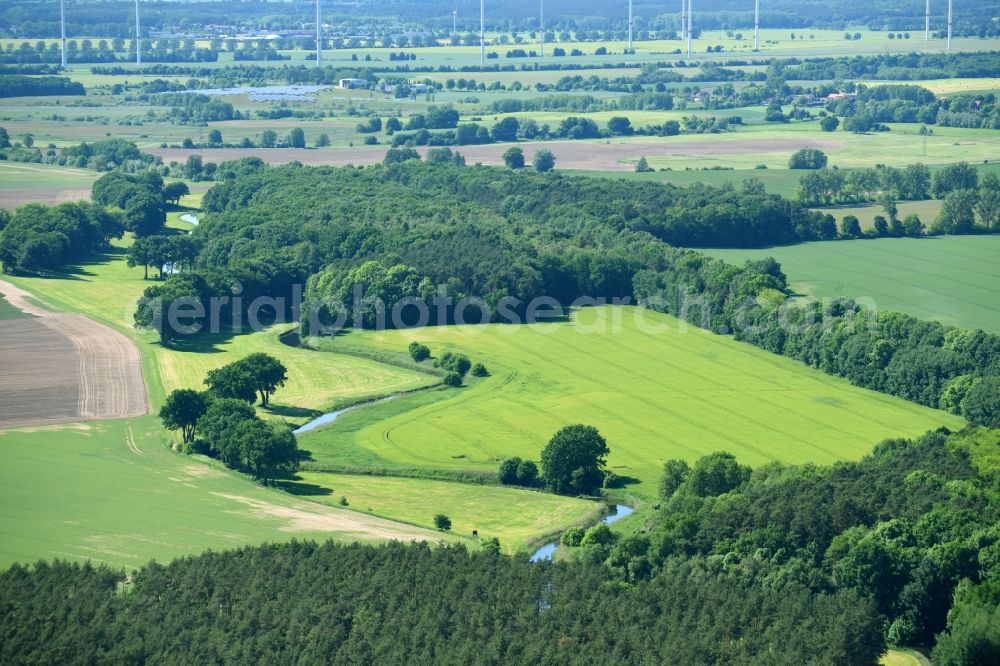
top-left (157, 326), bottom-right (438, 419)
top-left (2, 246), bottom-right (602, 561)
top-left (705, 235), bottom-right (1000, 333)
top-left (0, 161), bottom-right (97, 209)
top-left (301, 306), bottom-right (963, 495)
top-left (291, 472), bottom-right (600, 552)
top-left (0, 415), bottom-right (453, 570)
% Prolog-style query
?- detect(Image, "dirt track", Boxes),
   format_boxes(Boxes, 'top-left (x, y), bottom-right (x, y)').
top-left (0, 281), bottom-right (148, 429)
top-left (150, 136), bottom-right (845, 172)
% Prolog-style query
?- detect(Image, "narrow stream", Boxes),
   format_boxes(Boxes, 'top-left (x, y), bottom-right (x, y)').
top-left (530, 504), bottom-right (635, 562)
top-left (293, 395), bottom-right (399, 435)
top-left (293, 393), bottom-right (634, 560)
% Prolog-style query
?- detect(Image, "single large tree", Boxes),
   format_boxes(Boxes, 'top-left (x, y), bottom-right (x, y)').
top-left (658, 459), bottom-right (690, 500)
top-left (961, 377), bottom-right (1000, 428)
top-left (687, 451), bottom-right (750, 497)
top-left (540, 424), bottom-right (609, 495)
top-left (196, 398), bottom-right (258, 467)
top-left (159, 388), bottom-right (210, 444)
top-left (239, 353), bottom-right (288, 406)
top-left (502, 146), bottom-right (525, 169)
top-left (204, 363), bottom-right (258, 403)
top-left (234, 418), bottom-right (299, 482)
top-left (533, 149), bottom-right (556, 173)
top-left (163, 181), bottom-right (189, 205)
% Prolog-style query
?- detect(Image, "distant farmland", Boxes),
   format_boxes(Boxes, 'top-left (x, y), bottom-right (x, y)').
top-left (705, 235), bottom-right (1000, 333)
top-left (302, 306), bottom-right (963, 494)
top-left (0, 162), bottom-right (96, 209)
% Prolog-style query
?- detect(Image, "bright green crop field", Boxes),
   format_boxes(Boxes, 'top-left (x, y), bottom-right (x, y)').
top-left (0, 415), bottom-right (452, 570)
top-left (302, 306), bottom-right (963, 495)
top-left (705, 235), bottom-right (1000, 333)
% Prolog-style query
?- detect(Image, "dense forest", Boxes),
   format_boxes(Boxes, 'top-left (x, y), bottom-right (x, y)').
top-left (576, 428), bottom-right (1000, 660)
top-left (2, 430), bottom-right (998, 663)
top-left (0, 539), bottom-right (883, 664)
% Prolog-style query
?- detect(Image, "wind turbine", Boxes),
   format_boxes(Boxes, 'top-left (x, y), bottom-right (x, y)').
top-left (60, 0), bottom-right (66, 69)
top-left (539, 0), bottom-right (544, 56)
top-left (627, 0), bottom-right (633, 50)
top-left (453, 9), bottom-right (457, 37)
top-left (947, 0), bottom-right (952, 51)
top-left (754, 0), bottom-right (760, 51)
top-left (134, 0), bottom-right (141, 65)
top-left (315, 0), bottom-right (322, 66)
top-left (684, 0), bottom-right (694, 58)
top-left (925, 0), bottom-right (930, 41)
top-left (480, 0), bottom-right (485, 67)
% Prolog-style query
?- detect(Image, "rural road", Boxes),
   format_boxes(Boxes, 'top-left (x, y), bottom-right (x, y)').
top-left (0, 280), bottom-right (149, 428)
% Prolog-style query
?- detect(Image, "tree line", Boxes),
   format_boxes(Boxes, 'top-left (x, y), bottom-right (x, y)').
top-left (827, 84), bottom-right (1000, 130)
top-left (0, 200), bottom-right (122, 274)
top-left (0, 74), bottom-right (83, 97)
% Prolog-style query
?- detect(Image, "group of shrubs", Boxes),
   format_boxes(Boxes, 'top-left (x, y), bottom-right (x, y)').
top-left (407, 341), bottom-right (488, 387)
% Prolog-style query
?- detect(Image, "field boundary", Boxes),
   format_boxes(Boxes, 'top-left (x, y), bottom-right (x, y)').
top-left (0, 279), bottom-right (149, 428)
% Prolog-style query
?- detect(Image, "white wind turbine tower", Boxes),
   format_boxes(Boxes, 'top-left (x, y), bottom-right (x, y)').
top-left (686, 0), bottom-right (693, 58)
top-left (925, 0), bottom-right (930, 41)
top-left (60, 0), bottom-right (67, 68)
top-left (453, 9), bottom-right (457, 37)
top-left (315, 0), bottom-right (322, 66)
top-left (134, 0), bottom-right (141, 64)
top-left (947, 0), bottom-right (952, 51)
top-left (627, 0), bottom-right (633, 50)
top-left (754, 0), bottom-right (760, 51)
top-left (539, 0), bottom-right (544, 56)
top-left (480, 0), bottom-right (485, 67)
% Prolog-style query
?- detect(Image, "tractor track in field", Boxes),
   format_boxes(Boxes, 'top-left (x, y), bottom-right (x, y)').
top-left (379, 366), bottom-right (521, 463)
top-left (0, 280), bottom-right (148, 429)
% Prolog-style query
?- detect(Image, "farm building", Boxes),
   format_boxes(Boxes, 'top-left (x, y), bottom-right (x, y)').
top-left (338, 78), bottom-right (369, 90)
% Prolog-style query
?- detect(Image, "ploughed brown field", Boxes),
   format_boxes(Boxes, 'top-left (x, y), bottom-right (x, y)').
top-left (0, 281), bottom-right (148, 429)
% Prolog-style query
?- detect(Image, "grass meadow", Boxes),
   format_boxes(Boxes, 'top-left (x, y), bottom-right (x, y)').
top-left (0, 415), bottom-right (453, 570)
top-left (290, 472), bottom-right (600, 552)
top-left (301, 306), bottom-right (963, 496)
top-left (706, 235), bottom-right (1000, 333)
